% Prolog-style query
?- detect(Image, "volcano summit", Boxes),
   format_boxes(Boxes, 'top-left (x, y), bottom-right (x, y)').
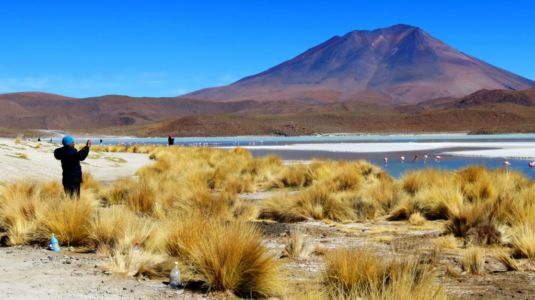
top-left (186, 24), bottom-right (534, 103)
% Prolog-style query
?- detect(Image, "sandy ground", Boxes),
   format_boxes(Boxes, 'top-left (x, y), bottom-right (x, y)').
top-left (0, 138), bottom-right (151, 183)
top-left (0, 246), bottom-right (206, 300)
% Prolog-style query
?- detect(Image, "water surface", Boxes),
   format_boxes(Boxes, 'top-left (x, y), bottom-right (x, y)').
top-left (53, 134), bottom-right (535, 179)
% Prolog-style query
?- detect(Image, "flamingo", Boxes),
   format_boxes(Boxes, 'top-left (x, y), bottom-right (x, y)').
top-left (424, 154), bottom-right (429, 161)
top-left (529, 161), bottom-right (535, 168)
top-left (384, 157), bottom-right (388, 164)
top-left (400, 156), bottom-right (406, 162)
top-left (503, 160), bottom-right (511, 167)
top-left (435, 155), bottom-right (442, 161)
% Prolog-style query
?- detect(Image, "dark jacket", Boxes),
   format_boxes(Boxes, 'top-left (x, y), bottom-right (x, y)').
top-left (54, 146), bottom-right (89, 184)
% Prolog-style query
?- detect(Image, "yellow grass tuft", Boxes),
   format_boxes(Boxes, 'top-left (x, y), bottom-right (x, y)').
top-left (103, 246), bottom-right (170, 278)
top-left (283, 230), bottom-right (314, 259)
top-left (432, 235), bottom-right (458, 250)
top-left (125, 179), bottom-right (157, 217)
top-left (511, 220), bottom-right (535, 258)
top-left (0, 181), bottom-right (47, 245)
top-left (324, 248), bottom-right (447, 299)
top-left (409, 212), bottom-right (426, 226)
top-left (82, 172), bottom-right (101, 190)
top-left (272, 165), bottom-right (313, 188)
top-left (35, 193), bottom-right (98, 246)
top-left (324, 248), bottom-right (385, 296)
top-left (101, 177), bottom-right (138, 205)
top-left (495, 250), bottom-right (520, 271)
top-left (90, 205), bottom-right (155, 252)
top-left (461, 247), bottom-right (485, 274)
top-left (260, 186), bottom-right (355, 222)
top-left (166, 219), bottom-right (283, 297)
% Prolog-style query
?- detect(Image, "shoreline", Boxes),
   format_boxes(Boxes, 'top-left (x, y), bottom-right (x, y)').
top-left (0, 138), bottom-right (151, 183)
top-left (10, 131), bottom-right (535, 140)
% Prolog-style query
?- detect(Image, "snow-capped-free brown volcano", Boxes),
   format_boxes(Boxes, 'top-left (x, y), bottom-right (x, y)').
top-left (186, 24), bottom-right (534, 103)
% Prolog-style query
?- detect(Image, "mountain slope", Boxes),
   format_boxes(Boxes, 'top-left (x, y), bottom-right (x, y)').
top-left (0, 93), bottom-right (263, 130)
top-left (186, 24), bottom-right (534, 103)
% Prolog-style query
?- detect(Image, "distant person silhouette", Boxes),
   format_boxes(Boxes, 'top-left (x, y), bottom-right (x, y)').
top-left (168, 135), bottom-right (175, 146)
top-left (100, 138), bottom-right (103, 145)
top-left (54, 136), bottom-right (91, 198)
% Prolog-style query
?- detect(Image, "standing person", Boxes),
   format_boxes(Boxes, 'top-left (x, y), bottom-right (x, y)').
top-left (168, 135), bottom-right (175, 146)
top-left (54, 136), bottom-right (91, 198)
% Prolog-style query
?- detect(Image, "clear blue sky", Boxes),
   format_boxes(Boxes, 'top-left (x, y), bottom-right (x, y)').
top-left (1, 0), bottom-right (534, 97)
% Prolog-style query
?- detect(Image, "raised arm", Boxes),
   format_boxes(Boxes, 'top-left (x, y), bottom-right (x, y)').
top-left (77, 146), bottom-right (90, 161)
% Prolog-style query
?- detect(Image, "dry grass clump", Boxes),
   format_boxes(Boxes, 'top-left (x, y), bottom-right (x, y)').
top-left (165, 219), bottom-right (283, 297)
top-left (409, 212), bottom-right (426, 226)
top-left (510, 220), bottom-right (535, 258)
top-left (282, 230), bottom-right (314, 259)
top-left (82, 172), bottom-right (101, 190)
top-left (103, 246), bottom-right (170, 278)
top-left (260, 186), bottom-right (354, 222)
top-left (389, 182), bottom-right (462, 221)
top-left (124, 179), bottom-right (158, 216)
top-left (101, 177), bottom-right (138, 205)
top-left (324, 248), bottom-right (385, 296)
top-left (161, 215), bottom-right (207, 258)
top-left (261, 161), bottom-right (395, 223)
top-left (0, 181), bottom-right (51, 245)
top-left (316, 163), bottom-right (362, 192)
top-left (400, 169), bottom-right (449, 195)
top-left (35, 193), bottom-right (98, 246)
top-left (90, 206), bottom-right (155, 254)
top-left (360, 177), bottom-right (398, 213)
top-left (495, 250), bottom-right (520, 271)
top-left (0, 181), bottom-right (39, 245)
top-left (461, 247), bottom-right (485, 274)
top-left (259, 194), bottom-right (308, 222)
top-left (432, 235), bottom-right (458, 250)
top-left (324, 248), bottom-right (447, 299)
top-left (272, 164), bottom-right (313, 188)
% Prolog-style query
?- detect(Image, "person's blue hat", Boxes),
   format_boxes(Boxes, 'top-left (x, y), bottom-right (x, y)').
top-left (62, 135), bottom-right (75, 146)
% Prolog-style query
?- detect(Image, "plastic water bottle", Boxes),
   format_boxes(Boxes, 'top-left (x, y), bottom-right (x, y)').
top-left (169, 261), bottom-right (181, 288)
top-left (49, 234), bottom-right (60, 252)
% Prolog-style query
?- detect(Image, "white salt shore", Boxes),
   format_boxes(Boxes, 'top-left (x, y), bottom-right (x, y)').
top-left (0, 138), bottom-right (151, 183)
top-left (242, 142), bottom-right (535, 159)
